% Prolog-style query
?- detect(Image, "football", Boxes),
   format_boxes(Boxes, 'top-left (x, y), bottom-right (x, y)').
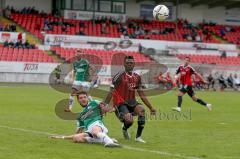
top-left (153, 5), bottom-right (169, 20)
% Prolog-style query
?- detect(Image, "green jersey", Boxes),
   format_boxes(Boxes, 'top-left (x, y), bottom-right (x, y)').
top-left (77, 100), bottom-right (103, 129)
top-left (73, 59), bottom-right (89, 81)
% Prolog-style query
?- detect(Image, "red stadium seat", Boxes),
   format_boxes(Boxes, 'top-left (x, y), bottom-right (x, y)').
top-left (0, 47), bottom-right (56, 63)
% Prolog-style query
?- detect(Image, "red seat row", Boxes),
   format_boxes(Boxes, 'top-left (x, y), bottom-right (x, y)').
top-left (0, 47), bottom-right (57, 63)
top-left (203, 25), bottom-right (240, 45)
top-left (177, 54), bottom-right (240, 66)
top-left (51, 47), bottom-right (151, 65)
top-left (10, 13), bottom-right (220, 43)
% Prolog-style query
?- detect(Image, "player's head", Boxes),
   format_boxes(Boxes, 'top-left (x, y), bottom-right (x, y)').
top-left (124, 55), bottom-right (135, 73)
top-left (76, 49), bottom-right (83, 60)
top-left (184, 56), bottom-right (190, 66)
top-left (77, 91), bottom-right (88, 107)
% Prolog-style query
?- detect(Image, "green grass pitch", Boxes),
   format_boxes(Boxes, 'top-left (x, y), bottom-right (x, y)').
top-left (0, 84), bottom-right (239, 159)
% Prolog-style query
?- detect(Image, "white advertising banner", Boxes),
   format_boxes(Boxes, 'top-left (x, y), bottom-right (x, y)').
top-left (64, 10), bottom-right (126, 22)
top-left (45, 34), bottom-right (237, 52)
top-left (0, 32), bottom-right (26, 43)
top-left (225, 9), bottom-right (240, 25)
top-left (0, 62), bottom-right (59, 74)
top-left (44, 34), bottom-right (140, 52)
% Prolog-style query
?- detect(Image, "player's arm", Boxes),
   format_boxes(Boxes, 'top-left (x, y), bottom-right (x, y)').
top-left (191, 67), bottom-right (207, 84)
top-left (76, 127), bottom-right (84, 134)
top-left (174, 66), bottom-right (181, 80)
top-left (104, 86), bottom-right (114, 105)
top-left (104, 72), bottom-right (122, 105)
top-left (195, 72), bottom-right (208, 84)
top-left (176, 66), bottom-right (181, 75)
top-left (173, 66), bottom-right (182, 85)
top-left (137, 89), bottom-right (156, 115)
top-left (76, 120), bottom-right (85, 134)
top-left (99, 102), bottom-right (115, 114)
top-left (137, 77), bottom-right (156, 115)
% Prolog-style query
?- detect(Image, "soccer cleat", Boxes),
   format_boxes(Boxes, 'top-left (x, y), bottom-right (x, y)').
top-left (206, 104), bottom-right (212, 111)
top-left (172, 107), bottom-right (181, 112)
top-left (111, 138), bottom-right (119, 143)
top-left (135, 137), bottom-right (146, 143)
top-left (122, 127), bottom-right (131, 140)
top-left (104, 142), bottom-right (120, 147)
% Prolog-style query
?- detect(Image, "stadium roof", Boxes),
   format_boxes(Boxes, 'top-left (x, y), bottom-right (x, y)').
top-left (136, 0), bottom-right (240, 9)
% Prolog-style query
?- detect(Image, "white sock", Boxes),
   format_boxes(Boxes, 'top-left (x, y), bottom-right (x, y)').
top-left (96, 132), bottom-right (113, 144)
top-left (85, 137), bottom-right (103, 143)
top-left (69, 95), bottom-right (74, 109)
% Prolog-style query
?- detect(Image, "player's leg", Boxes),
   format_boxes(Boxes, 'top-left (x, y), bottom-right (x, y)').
top-left (172, 85), bottom-right (186, 112)
top-left (115, 104), bottom-right (133, 139)
top-left (188, 88), bottom-right (212, 111)
top-left (66, 88), bottom-right (78, 112)
top-left (67, 80), bottom-right (87, 111)
top-left (91, 124), bottom-right (120, 147)
top-left (50, 132), bottom-right (103, 144)
top-left (50, 133), bottom-right (87, 142)
top-left (134, 104), bottom-right (146, 143)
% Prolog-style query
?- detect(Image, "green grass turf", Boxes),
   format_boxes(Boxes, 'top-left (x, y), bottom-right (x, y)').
top-left (0, 84), bottom-right (239, 159)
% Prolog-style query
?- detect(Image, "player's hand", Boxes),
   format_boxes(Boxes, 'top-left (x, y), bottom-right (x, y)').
top-left (203, 80), bottom-right (209, 84)
top-left (150, 107), bottom-right (157, 115)
top-left (108, 107), bottom-right (116, 113)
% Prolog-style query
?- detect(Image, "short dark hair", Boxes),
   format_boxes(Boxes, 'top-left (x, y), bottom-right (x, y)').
top-left (77, 91), bottom-right (88, 97)
top-left (185, 56), bottom-right (190, 60)
top-left (124, 55), bottom-right (134, 61)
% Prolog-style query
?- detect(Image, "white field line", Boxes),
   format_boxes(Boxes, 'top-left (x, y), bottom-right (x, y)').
top-left (0, 125), bottom-right (201, 159)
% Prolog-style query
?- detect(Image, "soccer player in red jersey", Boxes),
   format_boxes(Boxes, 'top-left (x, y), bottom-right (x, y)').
top-left (172, 56), bottom-right (212, 112)
top-left (105, 56), bottom-right (156, 143)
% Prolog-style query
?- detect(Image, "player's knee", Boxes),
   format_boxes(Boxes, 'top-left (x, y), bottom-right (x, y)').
top-left (138, 107), bottom-right (145, 116)
top-left (192, 96), bottom-right (197, 101)
top-left (124, 113), bottom-right (133, 125)
top-left (91, 126), bottom-right (102, 137)
top-left (178, 91), bottom-right (184, 96)
top-left (139, 107), bottom-right (145, 116)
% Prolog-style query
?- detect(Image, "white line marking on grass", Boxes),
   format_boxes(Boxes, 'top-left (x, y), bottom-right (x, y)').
top-left (122, 145), bottom-right (201, 159)
top-left (0, 125), bottom-right (57, 136)
top-left (0, 125), bottom-right (201, 159)
top-left (219, 122), bottom-right (227, 125)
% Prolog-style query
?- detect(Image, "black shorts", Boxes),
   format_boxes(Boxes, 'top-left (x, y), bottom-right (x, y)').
top-left (115, 100), bottom-right (140, 122)
top-left (179, 85), bottom-right (195, 97)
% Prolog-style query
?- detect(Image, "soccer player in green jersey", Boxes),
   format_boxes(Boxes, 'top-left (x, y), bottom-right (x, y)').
top-left (65, 50), bottom-right (97, 112)
top-left (51, 91), bottom-right (119, 147)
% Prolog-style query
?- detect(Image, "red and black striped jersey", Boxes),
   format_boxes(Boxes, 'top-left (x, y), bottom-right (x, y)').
top-left (176, 65), bottom-right (196, 86)
top-left (111, 71), bottom-right (142, 107)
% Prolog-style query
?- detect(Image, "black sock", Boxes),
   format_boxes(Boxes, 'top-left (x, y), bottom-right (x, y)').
top-left (136, 115), bottom-right (145, 138)
top-left (123, 122), bottom-right (132, 130)
top-left (178, 96), bottom-right (182, 108)
top-left (196, 99), bottom-right (207, 106)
